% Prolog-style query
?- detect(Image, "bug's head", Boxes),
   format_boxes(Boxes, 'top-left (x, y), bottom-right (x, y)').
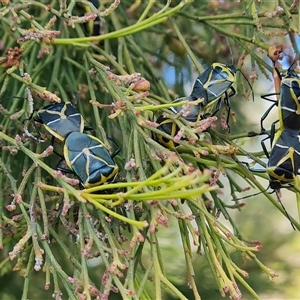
top-left (286, 68), bottom-right (299, 79)
top-left (227, 64), bottom-right (237, 74)
top-left (281, 65), bottom-right (300, 97)
top-left (269, 179), bottom-right (283, 191)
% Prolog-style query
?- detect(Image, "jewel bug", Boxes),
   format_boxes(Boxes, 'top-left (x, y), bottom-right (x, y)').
top-left (154, 115), bottom-right (180, 149)
top-left (25, 102), bottom-right (92, 142)
top-left (265, 128), bottom-right (300, 229)
top-left (175, 63), bottom-right (236, 123)
top-left (266, 129), bottom-right (300, 190)
top-left (174, 62), bottom-right (253, 132)
top-left (260, 66), bottom-right (300, 133)
top-left (277, 69), bottom-right (300, 131)
top-left (234, 128), bottom-right (298, 229)
top-left (191, 63), bottom-right (237, 106)
top-left (63, 132), bottom-right (119, 188)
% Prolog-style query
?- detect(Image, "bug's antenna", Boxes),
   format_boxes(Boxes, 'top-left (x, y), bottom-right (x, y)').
top-left (0, 96), bottom-right (26, 102)
top-left (288, 60), bottom-right (296, 70)
top-left (231, 187), bottom-right (268, 201)
top-left (221, 34), bottom-right (234, 66)
top-left (221, 35), bottom-right (254, 102)
top-left (274, 189), bottom-right (296, 230)
top-left (239, 70), bottom-right (255, 102)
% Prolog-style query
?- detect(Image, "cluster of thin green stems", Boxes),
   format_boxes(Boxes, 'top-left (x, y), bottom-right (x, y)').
top-left (0, 1), bottom-right (300, 299)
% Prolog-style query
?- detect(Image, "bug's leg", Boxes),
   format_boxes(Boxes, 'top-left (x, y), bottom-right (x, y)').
top-left (275, 190), bottom-right (296, 230)
top-left (56, 158), bottom-right (78, 180)
top-left (23, 117), bottom-right (45, 142)
top-left (55, 157), bottom-right (84, 188)
top-left (269, 119), bottom-right (279, 146)
top-left (272, 62), bottom-right (282, 95)
top-left (223, 91), bottom-right (231, 133)
top-left (210, 96), bottom-right (223, 118)
top-left (48, 135), bottom-right (65, 159)
top-left (260, 101), bottom-right (277, 134)
top-left (227, 86), bottom-right (236, 98)
top-left (247, 100), bottom-right (278, 137)
top-left (261, 134), bottom-right (271, 159)
top-left (56, 162), bottom-right (84, 188)
top-left (261, 93), bottom-right (280, 102)
top-left (23, 110), bottom-right (35, 123)
top-left (111, 147), bottom-right (120, 158)
top-left (84, 125), bottom-right (94, 132)
top-left (237, 70), bottom-right (255, 101)
top-left (56, 165), bottom-right (74, 175)
top-left (202, 89), bottom-right (210, 106)
top-left (106, 135), bottom-right (120, 158)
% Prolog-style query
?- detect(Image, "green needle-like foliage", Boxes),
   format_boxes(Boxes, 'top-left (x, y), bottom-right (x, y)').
top-left (1, 1), bottom-right (300, 299)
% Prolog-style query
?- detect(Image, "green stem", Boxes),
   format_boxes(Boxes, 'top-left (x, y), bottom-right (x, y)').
top-left (53, 2), bottom-right (186, 44)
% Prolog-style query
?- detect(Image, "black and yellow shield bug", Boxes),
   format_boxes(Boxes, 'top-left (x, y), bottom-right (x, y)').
top-left (155, 115), bottom-right (180, 149)
top-left (260, 65), bottom-right (300, 133)
top-left (191, 63), bottom-right (237, 106)
top-left (34, 102), bottom-right (85, 141)
top-left (234, 128), bottom-right (299, 229)
top-left (278, 69), bottom-right (300, 131)
top-left (25, 102), bottom-right (92, 142)
top-left (174, 62), bottom-right (253, 132)
top-left (175, 63), bottom-right (236, 123)
top-left (63, 132), bottom-right (119, 188)
top-left (266, 129), bottom-right (300, 190)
